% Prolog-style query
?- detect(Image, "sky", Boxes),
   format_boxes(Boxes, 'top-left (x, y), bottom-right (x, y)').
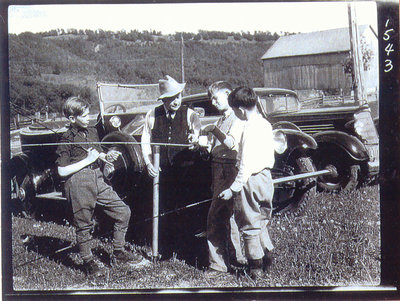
top-left (8, 2), bottom-right (378, 35)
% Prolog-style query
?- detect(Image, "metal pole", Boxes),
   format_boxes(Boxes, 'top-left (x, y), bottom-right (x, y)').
top-left (272, 169), bottom-right (333, 185)
top-left (152, 145), bottom-right (160, 261)
top-left (181, 34), bottom-right (185, 83)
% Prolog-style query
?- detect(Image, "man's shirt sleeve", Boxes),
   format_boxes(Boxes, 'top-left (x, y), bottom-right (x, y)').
top-left (187, 108), bottom-right (201, 135)
top-left (141, 109), bottom-right (155, 165)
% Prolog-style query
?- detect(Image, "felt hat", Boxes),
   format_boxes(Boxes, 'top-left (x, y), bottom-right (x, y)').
top-left (158, 75), bottom-right (186, 100)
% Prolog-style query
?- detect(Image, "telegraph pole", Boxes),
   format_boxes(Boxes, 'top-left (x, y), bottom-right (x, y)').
top-left (181, 34), bottom-right (185, 95)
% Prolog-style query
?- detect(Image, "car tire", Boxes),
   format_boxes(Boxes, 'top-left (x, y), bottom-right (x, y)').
top-left (101, 131), bottom-right (145, 198)
top-left (272, 155), bottom-right (317, 216)
top-left (314, 145), bottom-right (359, 192)
top-left (10, 153), bottom-right (34, 215)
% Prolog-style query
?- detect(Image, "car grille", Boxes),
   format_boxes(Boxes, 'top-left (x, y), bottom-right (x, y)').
top-left (298, 123), bottom-right (336, 134)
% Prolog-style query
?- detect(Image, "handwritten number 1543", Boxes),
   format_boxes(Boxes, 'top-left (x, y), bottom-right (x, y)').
top-left (384, 19), bottom-right (394, 73)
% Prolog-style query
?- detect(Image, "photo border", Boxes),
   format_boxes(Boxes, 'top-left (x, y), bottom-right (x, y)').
top-left (1, 0), bottom-right (399, 299)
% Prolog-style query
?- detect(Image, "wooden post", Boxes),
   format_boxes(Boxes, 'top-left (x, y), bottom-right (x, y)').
top-left (152, 145), bottom-right (160, 261)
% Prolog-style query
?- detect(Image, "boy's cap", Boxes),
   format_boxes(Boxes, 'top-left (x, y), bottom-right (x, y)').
top-left (158, 75), bottom-right (186, 100)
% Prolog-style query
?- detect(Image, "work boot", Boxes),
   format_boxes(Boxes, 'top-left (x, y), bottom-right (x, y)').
top-left (111, 249), bottom-right (143, 267)
top-left (248, 259), bottom-right (264, 280)
top-left (229, 257), bottom-right (248, 274)
top-left (83, 259), bottom-right (105, 278)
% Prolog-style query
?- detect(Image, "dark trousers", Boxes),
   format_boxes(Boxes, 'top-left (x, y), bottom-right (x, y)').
top-left (207, 161), bottom-right (245, 272)
top-left (65, 167), bottom-right (131, 262)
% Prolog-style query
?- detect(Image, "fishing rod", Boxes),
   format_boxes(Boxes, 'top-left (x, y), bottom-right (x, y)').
top-left (14, 196), bottom-right (213, 269)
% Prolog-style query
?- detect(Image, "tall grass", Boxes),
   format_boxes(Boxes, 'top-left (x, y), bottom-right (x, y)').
top-left (11, 185), bottom-right (380, 290)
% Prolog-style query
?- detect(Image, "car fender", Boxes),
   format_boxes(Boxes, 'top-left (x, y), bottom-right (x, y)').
top-left (279, 129), bottom-right (318, 152)
top-left (312, 130), bottom-right (369, 161)
top-left (272, 121), bottom-right (301, 131)
top-left (11, 152), bottom-right (33, 171)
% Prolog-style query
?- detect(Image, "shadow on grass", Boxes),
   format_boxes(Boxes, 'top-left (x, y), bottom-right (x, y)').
top-left (21, 235), bottom-right (108, 272)
top-left (11, 196), bottom-right (73, 227)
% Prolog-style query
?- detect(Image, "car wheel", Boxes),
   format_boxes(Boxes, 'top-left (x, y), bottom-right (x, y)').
top-left (272, 153), bottom-right (316, 215)
top-left (101, 131), bottom-right (145, 198)
top-left (10, 153), bottom-right (34, 215)
top-left (314, 145), bottom-right (359, 192)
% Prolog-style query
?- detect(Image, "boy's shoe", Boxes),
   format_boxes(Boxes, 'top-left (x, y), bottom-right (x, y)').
top-left (84, 259), bottom-right (105, 278)
top-left (204, 268), bottom-right (227, 279)
top-left (111, 250), bottom-right (143, 267)
top-left (262, 253), bottom-right (273, 271)
top-left (230, 257), bottom-right (248, 268)
top-left (248, 259), bottom-right (264, 280)
top-left (249, 267), bottom-right (264, 280)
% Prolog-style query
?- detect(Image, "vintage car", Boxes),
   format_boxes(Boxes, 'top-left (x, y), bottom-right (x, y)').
top-left (185, 88), bottom-right (379, 192)
top-left (257, 90), bottom-right (379, 191)
top-left (10, 83), bottom-right (320, 221)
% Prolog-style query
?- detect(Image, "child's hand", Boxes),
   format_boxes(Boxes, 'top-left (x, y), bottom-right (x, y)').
top-left (86, 147), bottom-right (100, 163)
top-left (218, 188), bottom-right (233, 200)
top-left (106, 150), bottom-right (121, 162)
top-left (188, 133), bottom-right (199, 151)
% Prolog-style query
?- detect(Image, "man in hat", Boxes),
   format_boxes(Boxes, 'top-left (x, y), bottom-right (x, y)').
top-left (141, 75), bottom-right (202, 258)
top-left (141, 75), bottom-right (200, 174)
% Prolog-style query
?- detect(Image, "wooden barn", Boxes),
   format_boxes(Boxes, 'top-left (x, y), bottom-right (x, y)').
top-left (261, 26), bottom-right (378, 98)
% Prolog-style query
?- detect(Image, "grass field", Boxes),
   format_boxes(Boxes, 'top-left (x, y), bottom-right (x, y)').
top-left (10, 185), bottom-right (380, 291)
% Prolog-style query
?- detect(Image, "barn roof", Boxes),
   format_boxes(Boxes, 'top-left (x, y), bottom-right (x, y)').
top-left (261, 25), bottom-right (373, 60)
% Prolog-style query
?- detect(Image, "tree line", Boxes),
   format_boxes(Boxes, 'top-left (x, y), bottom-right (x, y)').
top-left (8, 30), bottom-right (284, 117)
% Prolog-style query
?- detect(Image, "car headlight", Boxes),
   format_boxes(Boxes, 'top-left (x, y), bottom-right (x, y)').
top-left (110, 116), bottom-right (121, 129)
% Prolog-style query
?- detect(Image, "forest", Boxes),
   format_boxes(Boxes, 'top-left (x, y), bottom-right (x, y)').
top-left (8, 29), bottom-right (285, 117)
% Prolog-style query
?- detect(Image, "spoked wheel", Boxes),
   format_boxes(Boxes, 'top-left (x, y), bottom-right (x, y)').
top-left (314, 145), bottom-right (359, 192)
top-left (272, 153), bottom-right (316, 215)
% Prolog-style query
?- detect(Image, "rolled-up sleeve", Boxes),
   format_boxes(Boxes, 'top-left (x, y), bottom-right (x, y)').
top-left (188, 108), bottom-right (201, 135)
top-left (141, 109), bottom-right (155, 165)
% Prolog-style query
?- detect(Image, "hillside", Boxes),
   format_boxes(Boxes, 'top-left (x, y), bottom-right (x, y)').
top-left (8, 30), bottom-right (277, 117)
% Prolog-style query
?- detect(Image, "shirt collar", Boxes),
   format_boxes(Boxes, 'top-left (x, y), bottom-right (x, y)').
top-left (222, 108), bottom-right (234, 119)
top-left (163, 105), bottom-right (176, 117)
top-left (69, 124), bottom-right (88, 135)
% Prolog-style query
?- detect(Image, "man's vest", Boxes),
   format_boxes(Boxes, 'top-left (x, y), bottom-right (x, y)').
top-left (152, 105), bottom-right (190, 166)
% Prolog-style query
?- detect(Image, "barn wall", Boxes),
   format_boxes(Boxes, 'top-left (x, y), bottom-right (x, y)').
top-left (263, 52), bottom-right (353, 92)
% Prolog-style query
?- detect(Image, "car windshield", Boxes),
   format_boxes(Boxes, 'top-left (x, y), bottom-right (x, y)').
top-left (98, 83), bottom-right (160, 116)
top-left (258, 93), bottom-right (300, 114)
